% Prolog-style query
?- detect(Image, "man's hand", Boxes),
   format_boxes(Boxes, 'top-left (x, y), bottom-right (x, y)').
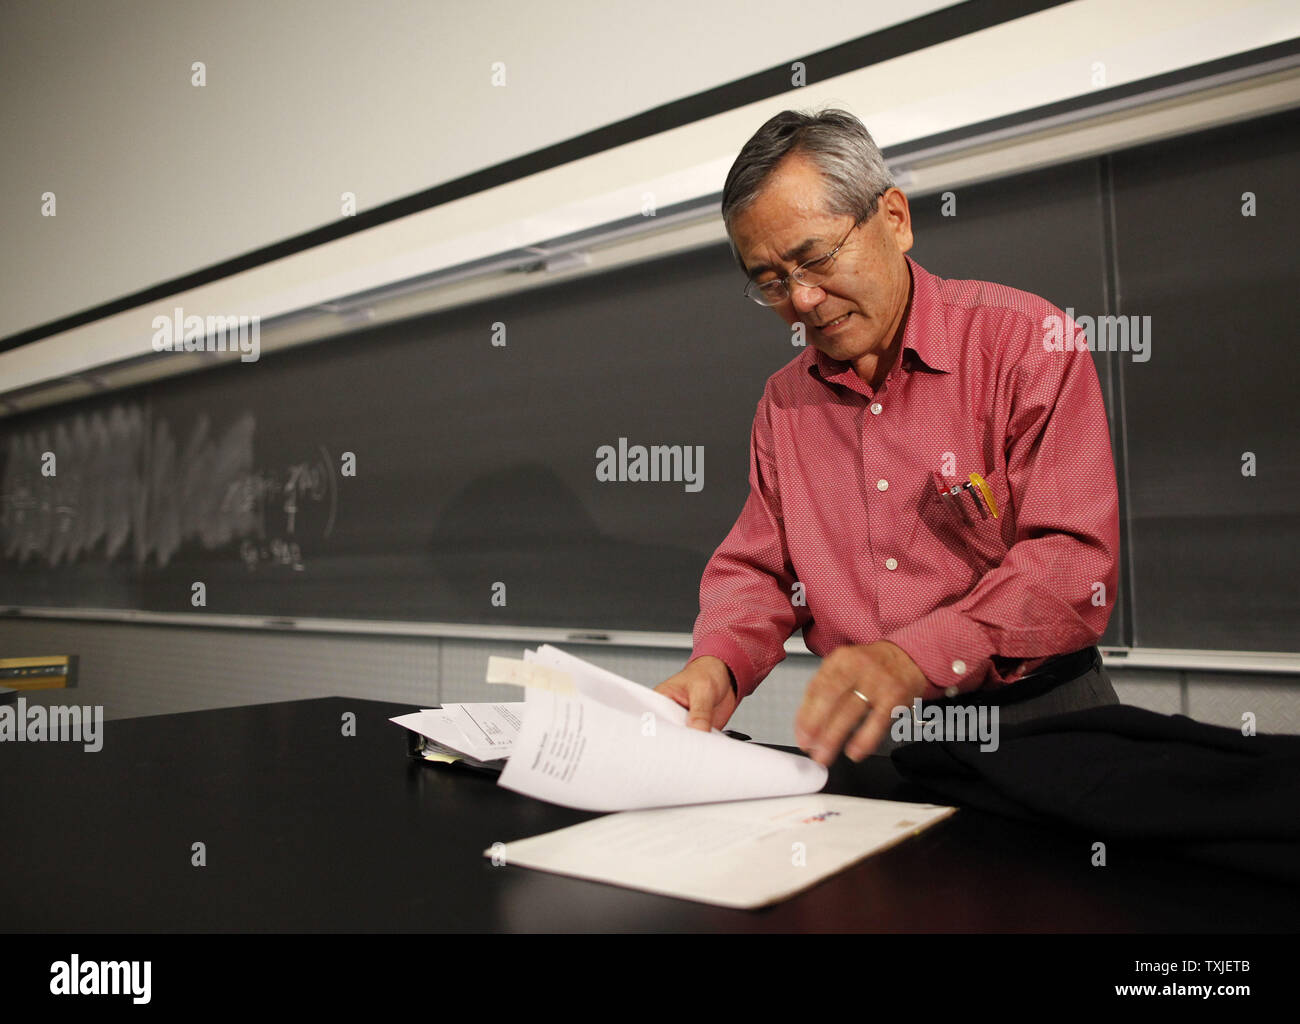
top-left (795, 641), bottom-right (929, 765)
top-left (654, 655), bottom-right (738, 732)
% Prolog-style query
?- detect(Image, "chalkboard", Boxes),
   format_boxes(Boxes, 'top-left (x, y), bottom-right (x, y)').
top-left (0, 247), bottom-right (792, 632)
top-left (2, 106), bottom-right (1297, 651)
top-left (1109, 106), bottom-right (1300, 650)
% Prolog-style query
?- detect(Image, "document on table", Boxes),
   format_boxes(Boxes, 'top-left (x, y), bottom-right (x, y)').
top-left (390, 702), bottom-right (524, 767)
top-left (487, 793), bottom-right (956, 909)
top-left (492, 645), bottom-right (827, 812)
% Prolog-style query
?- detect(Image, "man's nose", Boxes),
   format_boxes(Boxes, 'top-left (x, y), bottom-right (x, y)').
top-left (788, 281), bottom-right (825, 313)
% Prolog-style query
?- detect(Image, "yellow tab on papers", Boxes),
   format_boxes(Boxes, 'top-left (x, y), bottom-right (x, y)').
top-left (485, 657), bottom-right (577, 695)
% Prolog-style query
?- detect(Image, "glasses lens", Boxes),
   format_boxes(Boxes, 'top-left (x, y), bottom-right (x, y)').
top-left (747, 280), bottom-right (787, 305)
top-left (793, 255), bottom-right (835, 288)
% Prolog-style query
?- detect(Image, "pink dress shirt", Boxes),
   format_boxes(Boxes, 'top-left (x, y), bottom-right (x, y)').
top-left (691, 255), bottom-right (1119, 701)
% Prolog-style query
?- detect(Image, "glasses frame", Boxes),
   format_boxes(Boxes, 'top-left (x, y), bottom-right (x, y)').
top-left (741, 192), bottom-right (885, 306)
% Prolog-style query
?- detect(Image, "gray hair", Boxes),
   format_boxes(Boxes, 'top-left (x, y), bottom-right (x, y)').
top-left (721, 108), bottom-right (895, 274)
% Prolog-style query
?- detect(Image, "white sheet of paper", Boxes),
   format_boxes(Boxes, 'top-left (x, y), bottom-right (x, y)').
top-left (488, 793), bottom-right (956, 909)
top-left (442, 702), bottom-right (523, 759)
top-left (390, 703), bottom-right (524, 761)
top-left (390, 709), bottom-right (465, 751)
top-left (496, 684), bottom-right (827, 811)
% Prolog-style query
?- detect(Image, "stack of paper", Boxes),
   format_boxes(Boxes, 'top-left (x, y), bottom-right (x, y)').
top-left (391, 702), bottom-right (524, 769)
top-left (391, 645), bottom-right (828, 808)
top-left (488, 645), bottom-right (828, 812)
top-left (393, 646), bottom-right (957, 908)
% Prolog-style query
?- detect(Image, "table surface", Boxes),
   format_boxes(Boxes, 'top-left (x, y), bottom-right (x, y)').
top-left (2, 696), bottom-right (1296, 932)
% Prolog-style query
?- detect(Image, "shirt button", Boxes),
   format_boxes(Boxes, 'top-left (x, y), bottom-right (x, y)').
top-left (870, 402), bottom-right (883, 415)
top-left (885, 557), bottom-right (898, 570)
top-left (876, 479), bottom-right (888, 491)
top-left (944, 685), bottom-right (960, 698)
top-left (952, 659), bottom-right (967, 675)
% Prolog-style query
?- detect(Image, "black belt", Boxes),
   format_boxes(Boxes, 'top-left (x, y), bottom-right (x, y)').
top-left (924, 646), bottom-right (1101, 708)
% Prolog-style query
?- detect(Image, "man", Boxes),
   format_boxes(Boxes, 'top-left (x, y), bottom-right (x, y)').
top-left (655, 108), bottom-right (1120, 763)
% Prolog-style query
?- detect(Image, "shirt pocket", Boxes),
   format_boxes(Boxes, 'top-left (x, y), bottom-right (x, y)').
top-left (917, 465), bottom-right (1014, 574)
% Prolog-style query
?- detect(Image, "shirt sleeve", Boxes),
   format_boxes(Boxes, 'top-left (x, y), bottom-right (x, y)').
top-left (690, 389), bottom-right (813, 700)
top-left (884, 313), bottom-right (1120, 698)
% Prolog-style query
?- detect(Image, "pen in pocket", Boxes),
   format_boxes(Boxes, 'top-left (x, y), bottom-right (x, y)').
top-left (943, 472), bottom-right (999, 519)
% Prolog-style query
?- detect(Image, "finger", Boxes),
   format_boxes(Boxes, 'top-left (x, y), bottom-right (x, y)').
top-left (654, 680), bottom-right (690, 710)
top-left (794, 661), bottom-right (851, 750)
top-left (807, 686), bottom-right (876, 766)
top-left (844, 693), bottom-right (909, 761)
top-left (685, 679), bottom-right (715, 732)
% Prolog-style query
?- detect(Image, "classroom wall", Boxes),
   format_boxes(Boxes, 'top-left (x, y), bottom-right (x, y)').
top-left (3, 3), bottom-right (1296, 736)
top-left (3, 619), bottom-right (1296, 743)
top-left (0, 0), bottom-right (954, 339)
top-left (7, 0), bottom-right (1293, 396)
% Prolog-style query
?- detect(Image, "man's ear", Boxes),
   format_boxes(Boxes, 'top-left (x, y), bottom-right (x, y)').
top-left (882, 187), bottom-right (913, 254)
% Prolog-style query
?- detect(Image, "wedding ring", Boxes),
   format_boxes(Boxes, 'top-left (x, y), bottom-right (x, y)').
top-left (851, 689), bottom-right (871, 705)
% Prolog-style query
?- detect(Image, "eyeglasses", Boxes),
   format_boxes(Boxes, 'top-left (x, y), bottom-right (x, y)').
top-left (741, 194), bottom-right (883, 306)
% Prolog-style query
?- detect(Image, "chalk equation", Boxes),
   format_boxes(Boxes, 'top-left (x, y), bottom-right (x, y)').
top-left (0, 402), bottom-right (337, 571)
top-left (231, 447), bottom-right (339, 572)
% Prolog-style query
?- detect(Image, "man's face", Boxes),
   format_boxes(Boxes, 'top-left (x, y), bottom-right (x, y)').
top-left (729, 152), bottom-right (914, 375)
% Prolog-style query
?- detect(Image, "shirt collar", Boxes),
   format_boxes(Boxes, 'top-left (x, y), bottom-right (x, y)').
top-left (807, 255), bottom-right (955, 387)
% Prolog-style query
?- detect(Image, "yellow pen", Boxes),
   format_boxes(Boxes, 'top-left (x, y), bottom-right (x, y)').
top-left (967, 472), bottom-right (999, 518)
top-left (945, 474), bottom-right (999, 519)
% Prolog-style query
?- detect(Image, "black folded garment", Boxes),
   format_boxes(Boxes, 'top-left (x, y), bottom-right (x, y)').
top-left (889, 704), bottom-right (1300, 883)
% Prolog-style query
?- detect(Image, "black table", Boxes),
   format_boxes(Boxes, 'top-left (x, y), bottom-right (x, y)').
top-left (2, 696), bottom-right (1296, 932)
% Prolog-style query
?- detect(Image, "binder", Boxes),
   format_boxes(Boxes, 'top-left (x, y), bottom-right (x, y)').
top-left (404, 713), bottom-right (504, 775)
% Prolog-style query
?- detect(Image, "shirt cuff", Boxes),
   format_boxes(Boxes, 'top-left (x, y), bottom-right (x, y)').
top-left (883, 608), bottom-right (997, 699)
